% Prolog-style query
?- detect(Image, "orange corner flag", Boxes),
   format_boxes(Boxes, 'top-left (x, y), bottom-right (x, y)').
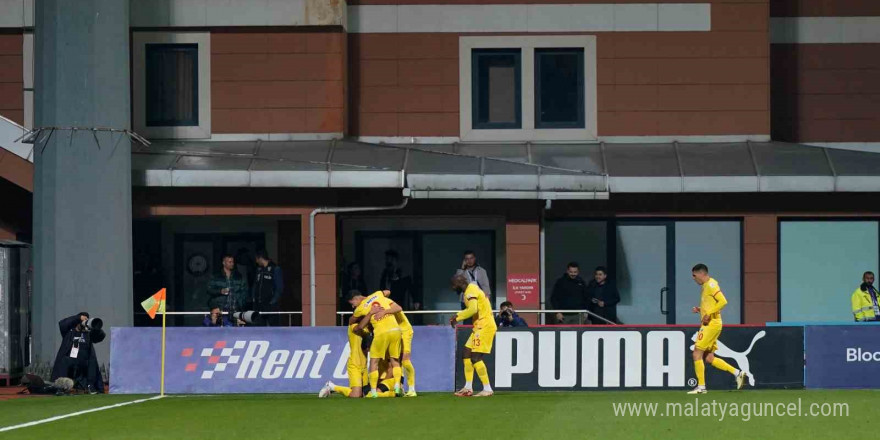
top-left (140, 288), bottom-right (167, 319)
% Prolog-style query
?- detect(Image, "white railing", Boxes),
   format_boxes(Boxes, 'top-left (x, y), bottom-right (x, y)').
top-left (336, 308), bottom-right (617, 326)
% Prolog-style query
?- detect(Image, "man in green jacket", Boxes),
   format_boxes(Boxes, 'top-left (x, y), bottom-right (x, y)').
top-left (851, 271), bottom-right (880, 322)
top-left (208, 254), bottom-right (247, 313)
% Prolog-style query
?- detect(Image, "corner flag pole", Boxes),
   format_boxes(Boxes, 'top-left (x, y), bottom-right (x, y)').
top-left (160, 299), bottom-right (167, 396)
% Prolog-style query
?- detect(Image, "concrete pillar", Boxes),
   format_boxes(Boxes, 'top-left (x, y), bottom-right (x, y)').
top-left (301, 213), bottom-right (337, 326)
top-left (33, 0), bottom-right (132, 365)
top-left (743, 215), bottom-right (778, 323)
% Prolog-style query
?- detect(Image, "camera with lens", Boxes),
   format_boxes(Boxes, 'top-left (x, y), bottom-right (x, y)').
top-left (232, 310), bottom-right (261, 325)
top-left (80, 316), bottom-right (106, 343)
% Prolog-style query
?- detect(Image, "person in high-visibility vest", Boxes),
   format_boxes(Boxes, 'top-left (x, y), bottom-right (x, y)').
top-left (851, 271), bottom-right (880, 322)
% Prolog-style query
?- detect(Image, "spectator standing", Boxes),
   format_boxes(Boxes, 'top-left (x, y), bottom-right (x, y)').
top-left (551, 262), bottom-right (589, 324)
top-left (341, 262), bottom-right (368, 304)
top-left (207, 254), bottom-right (247, 314)
top-left (495, 301), bottom-right (528, 328)
top-left (455, 250), bottom-right (492, 300)
top-left (203, 307), bottom-right (234, 327)
top-left (852, 271), bottom-right (880, 322)
top-left (379, 250), bottom-right (413, 308)
top-left (251, 250), bottom-right (284, 326)
top-left (586, 266), bottom-right (621, 324)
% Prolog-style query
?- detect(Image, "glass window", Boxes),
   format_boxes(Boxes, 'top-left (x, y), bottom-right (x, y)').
top-left (145, 43), bottom-right (199, 127)
top-left (472, 49), bottom-right (521, 129)
top-left (780, 221), bottom-right (879, 322)
top-left (535, 48), bottom-right (584, 129)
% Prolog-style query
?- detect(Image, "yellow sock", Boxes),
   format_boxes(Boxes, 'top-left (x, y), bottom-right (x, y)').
top-left (694, 359), bottom-right (705, 386)
top-left (333, 385), bottom-right (351, 397)
top-left (463, 358), bottom-right (474, 386)
top-left (392, 366), bottom-right (403, 389)
top-left (369, 370), bottom-right (379, 391)
top-left (362, 370), bottom-right (369, 387)
top-left (403, 360), bottom-right (416, 390)
top-left (711, 357), bottom-right (737, 375)
top-left (473, 360), bottom-right (492, 390)
top-left (377, 390), bottom-right (396, 398)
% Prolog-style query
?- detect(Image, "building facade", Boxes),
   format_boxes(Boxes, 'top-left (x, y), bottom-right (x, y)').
top-left (1, 0), bottom-right (880, 362)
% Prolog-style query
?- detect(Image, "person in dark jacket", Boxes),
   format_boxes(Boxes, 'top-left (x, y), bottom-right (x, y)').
top-left (51, 313), bottom-right (105, 394)
top-left (379, 250), bottom-right (413, 308)
top-left (207, 254), bottom-right (247, 313)
top-left (587, 266), bottom-right (621, 324)
top-left (250, 250), bottom-right (284, 326)
top-left (551, 262), bottom-right (590, 324)
top-left (495, 301), bottom-right (528, 328)
top-left (341, 262), bottom-right (368, 306)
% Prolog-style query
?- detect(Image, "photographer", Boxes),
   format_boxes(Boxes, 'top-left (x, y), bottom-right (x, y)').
top-left (202, 307), bottom-right (236, 327)
top-left (495, 301), bottom-right (528, 328)
top-left (50, 313), bottom-right (105, 394)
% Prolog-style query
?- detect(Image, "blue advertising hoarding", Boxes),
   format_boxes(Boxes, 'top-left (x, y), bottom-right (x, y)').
top-left (805, 325), bottom-right (880, 389)
top-left (110, 326), bottom-right (455, 394)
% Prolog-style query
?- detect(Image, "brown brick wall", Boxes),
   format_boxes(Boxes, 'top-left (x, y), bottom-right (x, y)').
top-left (743, 215), bottom-right (778, 323)
top-left (211, 32), bottom-right (345, 134)
top-left (0, 34), bottom-right (23, 126)
top-left (771, 44), bottom-right (880, 142)
top-left (350, 3), bottom-right (770, 137)
top-left (351, 0), bottom-right (766, 4)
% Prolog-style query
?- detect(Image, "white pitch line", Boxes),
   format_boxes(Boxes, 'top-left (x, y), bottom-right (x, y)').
top-left (0, 395), bottom-right (166, 433)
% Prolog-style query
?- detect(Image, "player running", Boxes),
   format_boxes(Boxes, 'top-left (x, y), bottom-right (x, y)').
top-left (382, 289), bottom-right (418, 397)
top-left (355, 292), bottom-right (404, 398)
top-left (450, 273), bottom-right (497, 397)
top-left (688, 264), bottom-right (749, 394)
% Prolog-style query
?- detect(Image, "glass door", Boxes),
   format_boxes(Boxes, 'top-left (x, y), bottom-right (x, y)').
top-left (615, 222), bottom-right (674, 324)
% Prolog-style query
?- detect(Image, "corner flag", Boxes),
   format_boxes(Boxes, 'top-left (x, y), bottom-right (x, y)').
top-left (140, 288), bottom-right (166, 319)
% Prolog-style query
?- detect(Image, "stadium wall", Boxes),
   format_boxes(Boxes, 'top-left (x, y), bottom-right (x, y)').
top-left (0, 33), bottom-right (24, 126)
top-left (209, 31), bottom-right (347, 135)
top-left (349, 0), bottom-right (771, 139)
top-left (770, 1), bottom-right (880, 146)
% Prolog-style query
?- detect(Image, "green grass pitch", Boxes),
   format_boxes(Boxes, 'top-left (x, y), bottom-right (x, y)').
top-left (2, 390), bottom-right (878, 439)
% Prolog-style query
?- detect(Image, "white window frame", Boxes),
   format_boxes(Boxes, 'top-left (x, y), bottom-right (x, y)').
top-left (459, 35), bottom-right (597, 143)
top-left (133, 32), bottom-right (211, 139)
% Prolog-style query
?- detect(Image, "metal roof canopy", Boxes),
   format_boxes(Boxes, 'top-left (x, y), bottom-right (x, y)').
top-left (131, 140), bottom-right (880, 197)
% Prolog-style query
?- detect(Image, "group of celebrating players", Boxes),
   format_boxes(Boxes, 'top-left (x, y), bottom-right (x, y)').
top-left (318, 273), bottom-right (497, 398)
top-left (320, 264), bottom-right (747, 397)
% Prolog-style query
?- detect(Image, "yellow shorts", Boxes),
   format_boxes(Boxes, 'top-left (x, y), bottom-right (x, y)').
top-left (347, 363), bottom-right (365, 388)
top-left (465, 326), bottom-right (497, 354)
top-left (695, 321), bottom-right (722, 353)
top-left (402, 328), bottom-right (413, 354)
top-left (370, 329), bottom-right (403, 359)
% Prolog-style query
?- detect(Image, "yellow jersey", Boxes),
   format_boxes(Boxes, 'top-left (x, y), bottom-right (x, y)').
top-left (366, 295), bottom-right (401, 335)
top-left (347, 323), bottom-right (366, 368)
top-left (394, 310), bottom-right (413, 334)
top-left (353, 291), bottom-right (384, 321)
top-left (457, 283), bottom-right (497, 330)
top-left (700, 277), bottom-right (728, 323)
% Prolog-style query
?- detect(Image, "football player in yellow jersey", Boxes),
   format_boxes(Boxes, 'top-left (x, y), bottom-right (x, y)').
top-left (382, 290), bottom-right (418, 397)
top-left (355, 293), bottom-right (404, 398)
top-left (688, 264), bottom-right (749, 394)
top-left (317, 290), bottom-right (384, 398)
top-left (450, 274), bottom-right (497, 397)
